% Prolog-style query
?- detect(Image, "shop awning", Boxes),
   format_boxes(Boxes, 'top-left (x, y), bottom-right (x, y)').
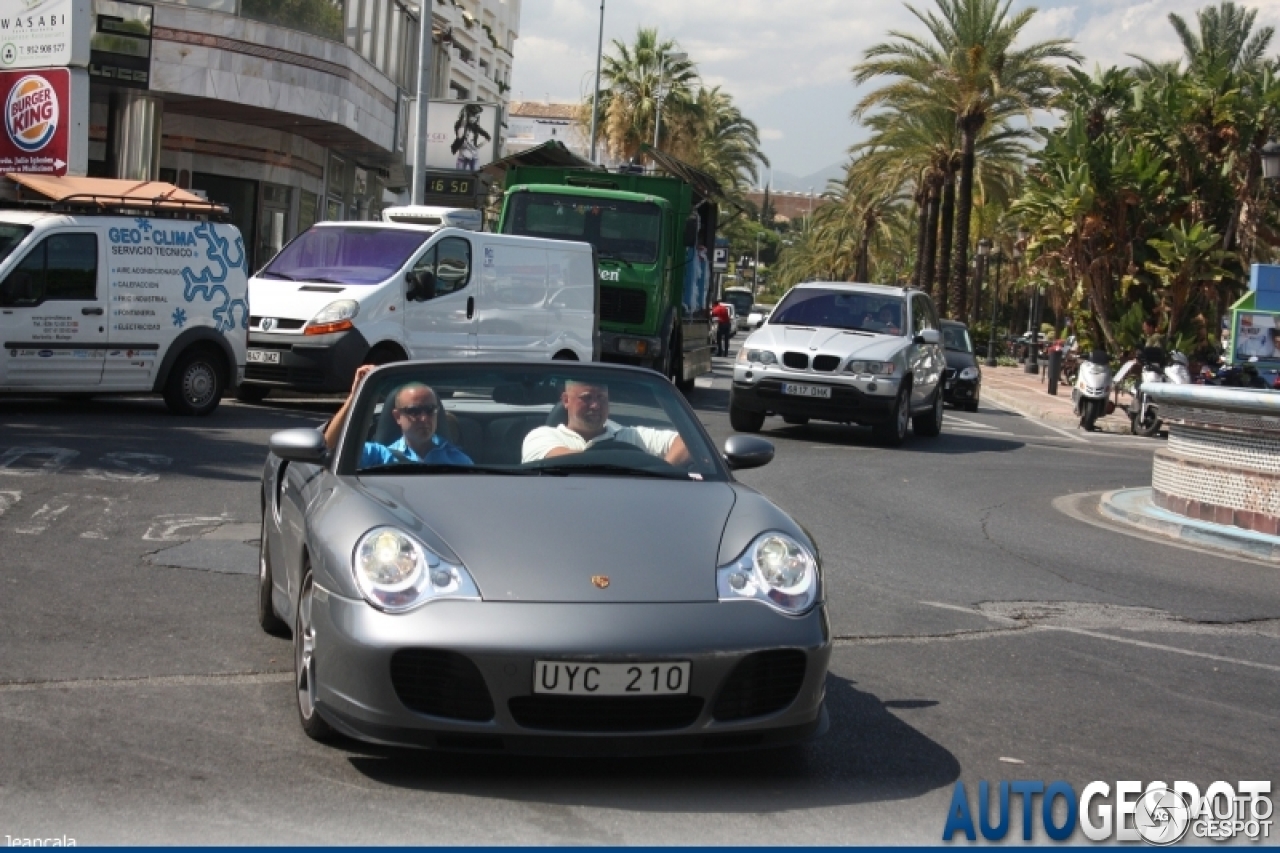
top-left (5, 173), bottom-right (227, 215)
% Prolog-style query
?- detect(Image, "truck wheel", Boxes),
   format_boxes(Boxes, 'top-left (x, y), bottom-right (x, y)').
top-left (729, 402), bottom-right (765, 433)
top-left (236, 384), bottom-right (270, 403)
top-left (164, 347), bottom-right (226, 416)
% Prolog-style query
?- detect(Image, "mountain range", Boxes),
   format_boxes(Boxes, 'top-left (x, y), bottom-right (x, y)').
top-left (766, 162), bottom-right (846, 193)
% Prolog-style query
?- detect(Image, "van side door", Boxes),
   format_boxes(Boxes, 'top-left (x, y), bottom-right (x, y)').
top-left (402, 234), bottom-right (477, 360)
top-left (477, 241), bottom-right (549, 360)
top-left (0, 231), bottom-right (106, 389)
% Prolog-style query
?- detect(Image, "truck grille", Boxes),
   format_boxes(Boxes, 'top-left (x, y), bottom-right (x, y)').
top-left (600, 286), bottom-right (646, 325)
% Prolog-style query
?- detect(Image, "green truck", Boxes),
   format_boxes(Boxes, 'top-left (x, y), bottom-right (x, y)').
top-left (496, 162), bottom-right (717, 391)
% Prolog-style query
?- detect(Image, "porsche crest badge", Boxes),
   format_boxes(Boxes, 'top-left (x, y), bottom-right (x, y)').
top-left (591, 575), bottom-right (610, 589)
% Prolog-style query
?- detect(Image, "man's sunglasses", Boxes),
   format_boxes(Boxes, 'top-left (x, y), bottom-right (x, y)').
top-left (396, 404), bottom-right (439, 417)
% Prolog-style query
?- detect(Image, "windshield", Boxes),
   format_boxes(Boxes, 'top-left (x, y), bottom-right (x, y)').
top-left (722, 290), bottom-right (754, 315)
top-left (769, 288), bottom-right (906, 336)
top-left (504, 193), bottom-right (662, 264)
top-left (942, 326), bottom-right (974, 353)
top-left (261, 226), bottom-right (431, 285)
top-left (0, 224), bottom-right (31, 267)
top-left (341, 364), bottom-right (725, 481)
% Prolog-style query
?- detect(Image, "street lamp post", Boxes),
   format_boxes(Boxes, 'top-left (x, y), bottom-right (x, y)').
top-left (410, 0), bottom-right (435, 206)
top-left (985, 248), bottom-right (1004, 367)
top-left (974, 236), bottom-right (990, 343)
top-left (652, 51), bottom-right (687, 152)
top-left (1025, 280), bottom-right (1041, 374)
top-left (752, 231), bottom-right (762, 298)
top-left (587, 0), bottom-right (606, 163)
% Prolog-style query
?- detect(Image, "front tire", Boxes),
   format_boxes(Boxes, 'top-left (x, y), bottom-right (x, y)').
top-left (912, 389), bottom-right (944, 437)
top-left (257, 510), bottom-right (289, 636)
top-left (729, 400), bottom-right (765, 433)
top-left (1132, 405), bottom-right (1162, 437)
top-left (782, 415), bottom-right (809, 426)
top-left (295, 569), bottom-right (336, 741)
top-left (1080, 399), bottom-right (1100, 431)
top-left (872, 385), bottom-right (910, 446)
top-left (236, 384), bottom-right (270, 403)
top-left (163, 347), bottom-right (226, 416)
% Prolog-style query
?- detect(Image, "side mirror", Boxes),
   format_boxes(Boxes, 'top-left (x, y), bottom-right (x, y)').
top-left (723, 434), bottom-right (774, 470)
top-left (269, 428), bottom-right (329, 464)
top-left (915, 329), bottom-right (941, 345)
top-left (684, 217), bottom-right (699, 248)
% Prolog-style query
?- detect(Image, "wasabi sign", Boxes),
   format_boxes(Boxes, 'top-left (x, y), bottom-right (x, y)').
top-left (0, 0), bottom-right (91, 69)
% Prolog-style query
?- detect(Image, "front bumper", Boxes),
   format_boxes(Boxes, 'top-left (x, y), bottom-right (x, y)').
top-left (943, 376), bottom-right (980, 405)
top-left (731, 374), bottom-right (901, 425)
top-left (310, 591), bottom-right (832, 755)
top-left (241, 329), bottom-right (370, 393)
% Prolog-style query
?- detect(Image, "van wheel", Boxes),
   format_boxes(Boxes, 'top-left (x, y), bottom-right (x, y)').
top-left (364, 345), bottom-right (405, 367)
top-left (552, 350), bottom-right (578, 361)
top-left (164, 347), bottom-right (226, 416)
top-left (236, 384), bottom-right (270, 403)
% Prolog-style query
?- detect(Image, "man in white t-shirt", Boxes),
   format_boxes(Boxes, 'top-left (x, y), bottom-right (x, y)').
top-left (522, 380), bottom-right (691, 465)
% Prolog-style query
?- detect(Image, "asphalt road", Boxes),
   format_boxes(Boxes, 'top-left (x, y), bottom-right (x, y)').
top-left (1, 351), bottom-right (1276, 844)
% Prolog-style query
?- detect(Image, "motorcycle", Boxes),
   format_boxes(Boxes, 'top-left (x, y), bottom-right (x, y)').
top-left (1113, 347), bottom-right (1191, 437)
top-left (1071, 349), bottom-right (1113, 431)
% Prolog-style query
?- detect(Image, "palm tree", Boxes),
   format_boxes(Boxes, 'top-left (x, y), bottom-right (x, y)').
top-left (1168, 1), bottom-right (1276, 77)
top-left (593, 28), bottom-right (699, 164)
top-left (690, 86), bottom-right (770, 199)
top-left (853, 0), bottom-right (1079, 319)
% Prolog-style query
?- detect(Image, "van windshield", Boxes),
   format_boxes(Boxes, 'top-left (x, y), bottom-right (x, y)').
top-left (504, 193), bottom-right (661, 264)
top-left (261, 227), bottom-right (431, 285)
top-left (0, 224), bottom-right (32, 267)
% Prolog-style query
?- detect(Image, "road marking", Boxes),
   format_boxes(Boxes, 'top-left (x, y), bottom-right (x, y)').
top-left (0, 670), bottom-right (292, 693)
top-left (0, 490), bottom-right (19, 517)
top-left (143, 513), bottom-right (235, 542)
top-left (1044, 625), bottom-right (1280, 674)
top-left (0, 446), bottom-right (80, 476)
top-left (946, 416), bottom-right (998, 431)
top-left (84, 452), bottom-right (172, 483)
top-left (984, 399), bottom-right (1088, 443)
top-left (15, 497), bottom-right (71, 534)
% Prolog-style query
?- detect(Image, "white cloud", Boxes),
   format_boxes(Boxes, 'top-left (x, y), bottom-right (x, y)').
top-left (508, 0), bottom-right (1280, 175)
top-left (759, 128), bottom-right (784, 141)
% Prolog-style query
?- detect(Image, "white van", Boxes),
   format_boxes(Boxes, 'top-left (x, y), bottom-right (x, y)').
top-left (381, 205), bottom-right (483, 231)
top-left (0, 175), bottom-right (248, 415)
top-left (241, 222), bottom-right (598, 398)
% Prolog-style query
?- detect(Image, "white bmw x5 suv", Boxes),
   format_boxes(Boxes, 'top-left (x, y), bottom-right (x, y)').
top-left (729, 282), bottom-right (946, 445)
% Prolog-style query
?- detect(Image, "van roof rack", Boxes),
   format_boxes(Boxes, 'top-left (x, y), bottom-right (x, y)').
top-left (3, 174), bottom-right (230, 221)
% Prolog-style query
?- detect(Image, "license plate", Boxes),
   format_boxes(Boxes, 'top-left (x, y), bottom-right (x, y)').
top-left (246, 349), bottom-right (281, 364)
top-left (533, 660), bottom-right (690, 695)
top-left (781, 382), bottom-right (831, 399)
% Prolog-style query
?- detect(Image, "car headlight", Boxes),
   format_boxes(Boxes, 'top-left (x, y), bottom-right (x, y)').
top-left (352, 526), bottom-right (479, 612)
top-left (717, 532), bottom-right (819, 615)
top-left (959, 366), bottom-right (980, 381)
top-left (846, 360), bottom-right (894, 375)
top-left (304, 299), bottom-right (360, 335)
top-left (739, 348), bottom-right (777, 365)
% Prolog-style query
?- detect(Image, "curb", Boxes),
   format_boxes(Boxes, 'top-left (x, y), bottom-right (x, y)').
top-left (981, 385), bottom-right (1133, 436)
top-left (1098, 488), bottom-right (1280, 564)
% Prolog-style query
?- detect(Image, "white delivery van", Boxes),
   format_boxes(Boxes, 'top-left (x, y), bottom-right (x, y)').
top-left (381, 205), bottom-right (483, 231)
top-left (241, 222), bottom-right (599, 398)
top-left (0, 174), bottom-right (248, 415)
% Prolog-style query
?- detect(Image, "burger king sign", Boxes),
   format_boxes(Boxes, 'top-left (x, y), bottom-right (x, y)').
top-left (0, 68), bottom-right (69, 174)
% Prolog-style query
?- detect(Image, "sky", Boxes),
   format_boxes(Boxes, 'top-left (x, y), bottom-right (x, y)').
top-left (507, 0), bottom-right (1280, 185)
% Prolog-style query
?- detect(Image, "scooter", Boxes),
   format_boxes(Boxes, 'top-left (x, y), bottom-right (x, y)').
top-left (1072, 349), bottom-right (1113, 431)
top-left (1114, 348), bottom-right (1191, 437)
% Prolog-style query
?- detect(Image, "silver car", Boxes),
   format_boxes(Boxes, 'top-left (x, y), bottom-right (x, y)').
top-left (258, 361), bottom-right (831, 754)
top-left (729, 283), bottom-right (946, 445)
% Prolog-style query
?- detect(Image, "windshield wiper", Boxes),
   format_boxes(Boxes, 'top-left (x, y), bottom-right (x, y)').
top-left (358, 463), bottom-right (535, 476)
top-left (259, 271), bottom-right (295, 280)
top-left (532, 463), bottom-right (686, 479)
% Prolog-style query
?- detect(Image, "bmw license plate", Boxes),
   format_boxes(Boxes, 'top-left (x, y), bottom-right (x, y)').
top-left (533, 661), bottom-right (690, 695)
top-left (781, 383), bottom-right (831, 399)
top-left (246, 349), bottom-right (281, 364)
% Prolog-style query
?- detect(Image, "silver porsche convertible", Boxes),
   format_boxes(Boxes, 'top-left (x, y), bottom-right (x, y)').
top-left (258, 361), bottom-right (831, 755)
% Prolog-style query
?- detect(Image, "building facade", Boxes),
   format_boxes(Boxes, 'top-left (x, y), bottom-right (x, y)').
top-left (504, 101), bottom-right (587, 159)
top-left (80, 0), bottom-right (519, 270)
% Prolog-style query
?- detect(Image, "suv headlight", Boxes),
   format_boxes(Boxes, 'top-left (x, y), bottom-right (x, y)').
top-left (305, 299), bottom-right (360, 335)
top-left (846, 360), bottom-right (894, 375)
top-left (352, 526), bottom-right (479, 612)
top-left (959, 366), bottom-right (980, 381)
top-left (717, 532), bottom-right (819, 615)
top-left (738, 348), bottom-right (777, 365)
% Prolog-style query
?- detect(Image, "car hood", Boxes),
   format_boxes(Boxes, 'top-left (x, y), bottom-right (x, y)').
top-left (248, 278), bottom-right (365, 323)
top-left (354, 477), bottom-right (739, 603)
top-left (944, 349), bottom-right (978, 369)
top-left (750, 324), bottom-right (903, 360)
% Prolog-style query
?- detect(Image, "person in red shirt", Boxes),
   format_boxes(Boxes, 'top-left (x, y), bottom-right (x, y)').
top-left (711, 300), bottom-right (733, 356)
